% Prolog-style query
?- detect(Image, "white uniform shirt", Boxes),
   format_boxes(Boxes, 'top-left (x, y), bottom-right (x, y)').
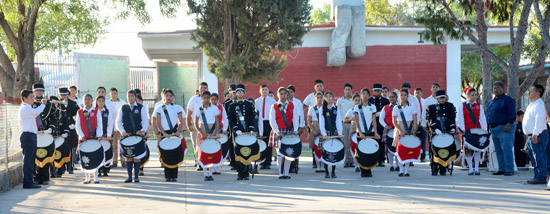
top-left (307, 105), bottom-right (323, 122)
top-left (522, 98), bottom-right (547, 136)
top-left (336, 96), bottom-right (354, 119)
top-left (379, 103), bottom-right (397, 128)
top-left (416, 97), bottom-right (427, 127)
top-left (255, 96), bottom-right (277, 121)
top-left (193, 104), bottom-right (220, 125)
top-left (392, 104), bottom-right (417, 122)
top-left (19, 103), bottom-right (46, 133)
top-left (99, 107), bottom-right (114, 137)
top-left (93, 99), bottom-right (117, 131)
top-left (71, 97), bottom-right (84, 108)
top-left (154, 104), bottom-right (185, 131)
top-left (292, 97), bottom-right (305, 128)
top-left (115, 102), bottom-right (149, 133)
top-left (457, 101), bottom-right (487, 131)
top-left (353, 104), bottom-right (376, 133)
top-left (76, 106), bottom-right (103, 138)
top-left (408, 94), bottom-right (421, 125)
top-left (187, 95), bottom-right (202, 121)
top-left (424, 95), bottom-right (437, 109)
top-left (345, 108), bottom-right (355, 119)
top-left (302, 92), bottom-right (316, 107)
top-left (151, 101), bottom-right (164, 119)
top-left (218, 104), bottom-right (229, 132)
top-left (318, 105), bottom-right (343, 136)
top-left (110, 98), bottom-right (126, 113)
top-left (269, 100), bottom-right (300, 134)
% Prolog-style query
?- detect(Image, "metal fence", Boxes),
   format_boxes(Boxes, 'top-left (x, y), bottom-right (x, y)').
top-left (35, 54), bottom-right (77, 98)
top-left (129, 65), bottom-right (158, 112)
top-left (0, 104), bottom-right (22, 191)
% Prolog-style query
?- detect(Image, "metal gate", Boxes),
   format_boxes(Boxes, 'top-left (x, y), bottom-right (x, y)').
top-left (129, 65), bottom-right (157, 112)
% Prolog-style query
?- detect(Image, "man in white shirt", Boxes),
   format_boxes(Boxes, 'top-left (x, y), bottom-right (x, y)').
top-left (523, 84), bottom-right (548, 185)
top-left (109, 87), bottom-right (126, 167)
top-left (186, 82), bottom-right (209, 170)
top-left (69, 86), bottom-right (83, 108)
top-left (401, 82), bottom-right (421, 124)
top-left (337, 83), bottom-right (354, 168)
top-left (255, 84), bottom-right (277, 169)
top-left (423, 83), bottom-right (440, 111)
top-left (414, 88), bottom-right (428, 161)
top-left (19, 90), bottom-right (47, 189)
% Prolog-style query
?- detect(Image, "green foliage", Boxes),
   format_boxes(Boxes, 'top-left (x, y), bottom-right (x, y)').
top-left (310, 2), bottom-right (331, 25)
top-left (187, 0), bottom-right (312, 83)
top-left (462, 46), bottom-right (509, 88)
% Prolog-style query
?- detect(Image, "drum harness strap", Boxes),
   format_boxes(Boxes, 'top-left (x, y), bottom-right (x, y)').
top-left (162, 104), bottom-right (176, 133)
top-left (436, 105), bottom-right (446, 133)
top-left (325, 107), bottom-right (336, 136)
top-left (358, 104), bottom-right (373, 136)
top-left (125, 104), bottom-right (137, 135)
top-left (313, 106), bottom-right (321, 136)
top-left (236, 103), bottom-right (248, 132)
top-left (101, 108), bottom-right (109, 137)
top-left (464, 103), bottom-right (479, 128)
top-left (278, 103), bottom-right (292, 134)
top-left (83, 110), bottom-right (96, 137)
top-left (397, 105), bottom-right (412, 135)
top-left (200, 106), bottom-right (213, 134)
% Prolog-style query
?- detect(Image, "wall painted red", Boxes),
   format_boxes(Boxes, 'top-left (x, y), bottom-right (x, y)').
top-left (218, 45), bottom-right (447, 101)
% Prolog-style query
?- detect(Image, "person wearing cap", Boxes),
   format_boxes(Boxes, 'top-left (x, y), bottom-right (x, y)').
top-left (228, 84), bottom-right (257, 180)
top-left (48, 95), bottom-right (71, 178)
top-left (522, 84), bottom-right (548, 185)
top-left (422, 83), bottom-right (440, 163)
top-left (303, 80), bottom-right (324, 168)
top-left (57, 87), bottom-right (80, 174)
top-left (486, 81), bottom-right (517, 176)
top-left (187, 82), bottom-right (209, 171)
top-left (32, 83), bottom-right (57, 185)
top-left (337, 83), bottom-right (355, 167)
top-left (369, 83), bottom-right (390, 167)
top-left (427, 90), bottom-right (457, 176)
top-left (224, 84), bottom-right (238, 170)
top-left (255, 85), bottom-right (276, 169)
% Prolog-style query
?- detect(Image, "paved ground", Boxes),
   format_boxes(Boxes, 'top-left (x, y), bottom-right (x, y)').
top-left (1, 140), bottom-right (549, 213)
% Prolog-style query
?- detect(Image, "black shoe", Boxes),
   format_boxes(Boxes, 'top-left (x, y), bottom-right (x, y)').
top-left (213, 172), bottom-right (221, 175)
top-left (237, 176), bottom-right (244, 180)
top-left (409, 163), bottom-right (414, 167)
top-left (315, 170), bottom-right (323, 173)
top-left (166, 178), bottom-right (171, 182)
top-left (432, 171), bottom-right (438, 176)
top-left (404, 173), bottom-right (410, 177)
top-left (440, 172), bottom-right (446, 176)
top-left (325, 173), bottom-right (330, 178)
top-left (83, 180), bottom-right (91, 184)
top-left (124, 178), bottom-right (132, 183)
top-left (366, 171), bottom-right (373, 177)
top-left (468, 172), bottom-right (474, 176)
top-left (492, 171), bottom-right (505, 175)
top-left (361, 173), bottom-right (367, 178)
top-left (112, 162), bottom-right (118, 168)
top-left (279, 176), bottom-right (285, 179)
top-left (378, 163), bottom-right (385, 167)
top-left (285, 176), bottom-right (291, 179)
top-left (399, 173), bottom-right (404, 177)
top-left (390, 167), bottom-right (395, 172)
top-left (243, 176), bottom-right (250, 180)
top-left (94, 181), bottom-right (100, 184)
top-left (68, 170), bottom-right (74, 174)
top-left (355, 168), bottom-right (360, 172)
top-left (172, 178), bottom-right (177, 182)
top-left (527, 179), bottom-right (545, 184)
top-left (205, 176), bottom-right (210, 181)
top-left (103, 173), bottom-right (108, 177)
top-left (395, 166), bottom-right (400, 171)
top-left (139, 171), bottom-right (144, 176)
top-left (331, 172), bottom-right (337, 178)
top-left (121, 162), bottom-right (126, 168)
top-left (504, 172), bottom-right (514, 176)
top-left (474, 171), bottom-right (480, 175)
top-left (23, 184), bottom-right (41, 189)
top-left (196, 166), bottom-right (203, 171)
top-left (134, 179), bottom-right (140, 183)
top-left (343, 163), bottom-right (352, 168)
top-left (208, 176), bottom-right (214, 181)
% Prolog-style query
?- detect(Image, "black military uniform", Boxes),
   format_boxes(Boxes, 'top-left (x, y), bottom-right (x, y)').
top-left (368, 84), bottom-right (390, 166)
top-left (426, 90), bottom-right (457, 176)
top-left (59, 87), bottom-right (80, 174)
top-left (48, 95), bottom-right (71, 177)
top-left (224, 84), bottom-right (237, 169)
top-left (32, 84), bottom-right (57, 184)
top-left (228, 84), bottom-right (257, 180)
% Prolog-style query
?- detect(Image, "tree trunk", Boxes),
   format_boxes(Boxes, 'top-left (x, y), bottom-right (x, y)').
top-left (506, 68), bottom-right (520, 108)
top-left (545, 75), bottom-right (550, 114)
top-left (480, 50), bottom-right (492, 108)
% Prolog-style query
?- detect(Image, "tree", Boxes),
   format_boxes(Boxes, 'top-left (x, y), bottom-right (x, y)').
top-left (461, 46), bottom-right (509, 100)
top-left (186, 0), bottom-right (312, 86)
top-left (310, 3), bottom-right (331, 26)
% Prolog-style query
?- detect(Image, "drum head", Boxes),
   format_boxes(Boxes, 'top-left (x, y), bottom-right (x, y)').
top-left (357, 139), bottom-right (379, 154)
top-left (399, 135), bottom-right (421, 148)
top-left (160, 137), bottom-right (182, 150)
top-left (218, 135), bottom-right (229, 144)
top-left (200, 139), bottom-right (221, 154)
top-left (323, 139), bottom-right (344, 153)
top-left (469, 128), bottom-right (488, 135)
top-left (432, 134), bottom-right (454, 148)
top-left (100, 140), bottom-right (111, 151)
top-left (235, 134), bottom-right (257, 146)
top-left (79, 140), bottom-right (102, 152)
top-left (54, 137), bottom-right (65, 149)
top-left (387, 129), bottom-right (394, 138)
top-left (121, 136), bottom-right (143, 146)
top-left (281, 135), bottom-right (301, 145)
top-left (258, 139), bottom-right (267, 152)
top-left (37, 133), bottom-right (54, 147)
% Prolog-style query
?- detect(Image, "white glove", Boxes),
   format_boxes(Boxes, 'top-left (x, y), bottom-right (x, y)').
top-left (236, 130), bottom-right (243, 135)
top-left (69, 124), bottom-right (75, 130)
top-left (44, 129), bottom-right (52, 134)
top-left (450, 129), bottom-right (456, 134)
top-left (435, 129), bottom-right (442, 135)
top-left (61, 133), bottom-right (68, 138)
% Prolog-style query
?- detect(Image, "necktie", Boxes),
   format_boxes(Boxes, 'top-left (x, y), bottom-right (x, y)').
top-left (262, 97), bottom-right (266, 118)
top-left (419, 100), bottom-right (422, 116)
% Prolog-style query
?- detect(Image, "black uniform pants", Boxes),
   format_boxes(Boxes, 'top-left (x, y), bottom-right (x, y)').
top-left (375, 116), bottom-right (385, 164)
top-left (35, 163), bottom-right (51, 182)
top-left (260, 120), bottom-right (273, 167)
top-left (164, 167), bottom-right (178, 179)
top-left (20, 132), bottom-right (37, 186)
top-left (235, 161), bottom-right (249, 177)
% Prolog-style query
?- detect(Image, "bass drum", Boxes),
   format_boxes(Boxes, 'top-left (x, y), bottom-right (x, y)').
top-left (119, 136), bottom-right (146, 159)
top-left (54, 137), bottom-right (71, 168)
top-left (313, 137), bottom-right (322, 162)
top-left (198, 138), bottom-right (222, 168)
top-left (278, 134), bottom-right (302, 161)
top-left (350, 133), bottom-right (358, 156)
top-left (396, 135), bottom-right (421, 164)
top-left (100, 140), bottom-right (113, 166)
top-left (386, 129), bottom-right (396, 154)
top-left (159, 137), bottom-right (184, 168)
top-left (463, 128), bottom-right (490, 152)
top-left (78, 139), bottom-right (105, 172)
top-left (355, 138), bottom-right (379, 170)
top-left (36, 133), bottom-right (55, 168)
top-left (321, 138), bottom-right (345, 166)
top-left (432, 134), bottom-right (457, 167)
top-left (234, 134), bottom-right (260, 165)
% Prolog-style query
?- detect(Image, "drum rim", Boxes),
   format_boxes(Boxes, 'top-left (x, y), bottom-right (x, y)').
top-left (399, 135), bottom-right (421, 148)
top-left (160, 137), bottom-right (182, 150)
top-left (54, 137), bottom-right (65, 147)
top-left (235, 134), bottom-right (257, 146)
top-left (218, 135), bottom-right (229, 144)
top-left (79, 140), bottom-right (102, 152)
top-left (120, 136), bottom-right (144, 146)
top-left (357, 139), bottom-right (379, 154)
top-left (323, 138), bottom-right (344, 152)
top-left (258, 140), bottom-right (267, 152)
top-left (280, 135), bottom-right (301, 145)
top-left (200, 139), bottom-right (221, 153)
top-left (432, 134), bottom-right (454, 148)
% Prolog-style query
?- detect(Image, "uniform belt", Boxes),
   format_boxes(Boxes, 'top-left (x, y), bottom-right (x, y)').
top-left (527, 129), bottom-right (548, 137)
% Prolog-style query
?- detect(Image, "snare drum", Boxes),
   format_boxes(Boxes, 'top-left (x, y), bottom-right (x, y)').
top-left (36, 133), bottom-right (55, 168)
top-left (278, 134), bottom-right (302, 161)
top-left (313, 136), bottom-right (322, 161)
top-left (198, 138), bottom-right (222, 168)
top-left (354, 138), bottom-right (379, 170)
top-left (432, 134), bottom-right (457, 167)
top-left (321, 138), bottom-right (345, 166)
top-left (159, 137), bottom-right (184, 168)
top-left (54, 137), bottom-right (71, 168)
top-left (100, 140), bottom-right (113, 166)
top-left (396, 135), bottom-right (421, 164)
top-left (78, 139), bottom-right (105, 172)
top-left (234, 134), bottom-right (260, 165)
top-left (256, 139), bottom-right (268, 164)
top-left (463, 128), bottom-right (491, 152)
top-left (386, 129), bottom-right (396, 154)
top-left (119, 136), bottom-right (147, 159)
top-left (350, 133), bottom-right (358, 156)
top-left (218, 134), bottom-right (230, 160)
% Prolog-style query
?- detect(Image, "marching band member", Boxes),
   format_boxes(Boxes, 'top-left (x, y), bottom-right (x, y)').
top-left (287, 85), bottom-right (305, 173)
top-left (75, 94), bottom-right (103, 184)
top-left (211, 93), bottom-right (229, 174)
top-left (392, 89), bottom-right (418, 177)
top-left (109, 87), bottom-right (126, 168)
top-left (255, 85), bottom-right (276, 170)
top-left (194, 91), bottom-right (221, 181)
top-left (228, 85), bottom-right (256, 180)
top-left (427, 90), bottom-right (457, 176)
top-left (379, 91), bottom-right (398, 172)
top-left (96, 96), bottom-right (114, 177)
top-left (457, 88), bottom-right (487, 175)
top-left (318, 92), bottom-right (343, 178)
top-left (19, 90), bottom-right (47, 189)
top-left (381, 86), bottom-right (390, 99)
top-left (343, 93), bottom-right (361, 172)
top-left (369, 83), bottom-right (390, 167)
top-left (32, 83), bottom-right (56, 185)
top-left (270, 87), bottom-right (300, 179)
top-left (307, 92), bottom-right (325, 173)
top-left (69, 86), bottom-right (84, 108)
top-left (49, 95), bottom-right (70, 178)
top-left (224, 85), bottom-right (238, 170)
top-left (155, 89), bottom-right (186, 182)
top-left (337, 83), bottom-right (354, 168)
top-left (303, 80), bottom-right (324, 168)
top-left (187, 82), bottom-right (209, 171)
top-left (116, 90), bottom-right (149, 183)
top-left (354, 88), bottom-right (380, 178)
top-left (57, 87), bottom-right (80, 175)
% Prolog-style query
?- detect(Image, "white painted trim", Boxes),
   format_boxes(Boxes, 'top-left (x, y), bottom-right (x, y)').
top-left (201, 53), bottom-right (218, 95)
top-left (446, 39), bottom-right (462, 108)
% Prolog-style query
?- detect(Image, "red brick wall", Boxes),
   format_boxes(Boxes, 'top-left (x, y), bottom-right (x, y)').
top-left (218, 45), bottom-right (447, 101)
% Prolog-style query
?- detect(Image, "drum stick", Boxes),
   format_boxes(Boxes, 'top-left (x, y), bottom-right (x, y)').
top-left (325, 135), bottom-right (343, 139)
top-left (37, 130), bottom-right (45, 134)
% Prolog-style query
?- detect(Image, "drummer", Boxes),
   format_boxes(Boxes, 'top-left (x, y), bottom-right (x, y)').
top-left (228, 85), bottom-right (256, 180)
top-left (307, 91), bottom-right (325, 173)
top-left (194, 91), bottom-right (220, 181)
top-left (75, 94), bottom-right (103, 184)
top-left (116, 90), bottom-right (149, 183)
top-left (155, 89), bottom-right (186, 182)
top-left (32, 83), bottom-right (56, 185)
top-left (353, 88), bottom-right (380, 178)
top-left (427, 90), bottom-right (457, 176)
top-left (210, 93), bottom-right (229, 175)
top-left (49, 96), bottom-right (70, 178)
top-left (269, 87), bottom-right (300, 179)
top-left (392, 89), bottom-right (418, 177)
top-left (318, 92), bottom-right (343, 178)
top-left (57, 87), bottom-right (80, 175)
top-left (96, 96), bottom-right (114, 177)
top-left (343, 93), bottom-right (361, 172)
top-left (457, 88), bottom-right (487, 175)
top-left (379, 91), bottom-right (398, 172)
